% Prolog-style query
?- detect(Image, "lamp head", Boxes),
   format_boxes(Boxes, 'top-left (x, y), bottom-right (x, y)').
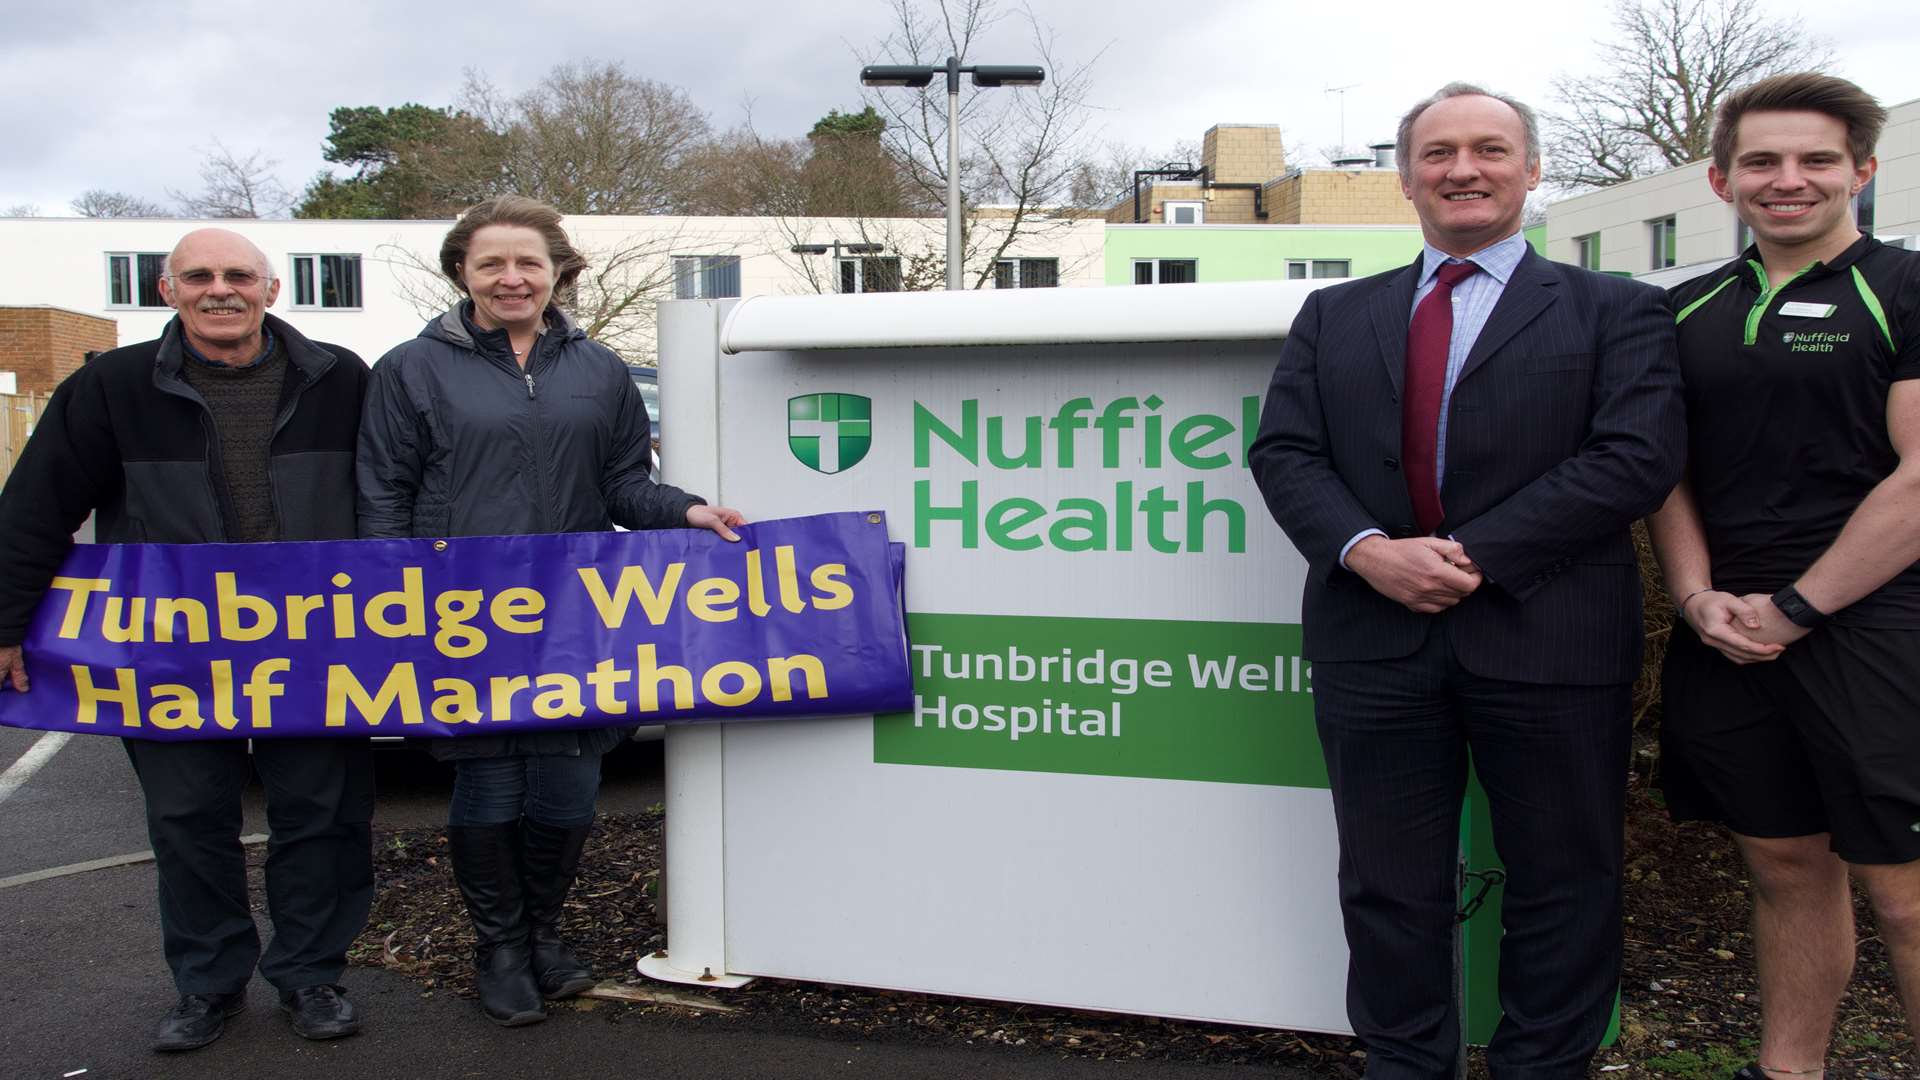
top-left (861, 65), bottom-right (936, 88)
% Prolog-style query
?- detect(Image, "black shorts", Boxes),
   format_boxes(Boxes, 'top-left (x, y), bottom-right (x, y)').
top-left (1660, 624), bottom-right (1920, 865)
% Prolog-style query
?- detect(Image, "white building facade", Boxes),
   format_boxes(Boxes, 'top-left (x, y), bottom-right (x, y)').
top-left (1546, 95), bottom-right (1920, 279)
top-left (0, 214), bottom-right (1106, 365)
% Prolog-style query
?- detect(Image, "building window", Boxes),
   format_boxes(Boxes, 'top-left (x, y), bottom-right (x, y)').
top-left (1163, 201), bottom-right (1204, 225)
top-left (993, 258), bottom-right (1060, 289)
top-left (1132, 258), bottom-right (1197, 285)
top-left (670, 255), bottom-right (742, 300)
top-left (837, 256), bottom-right (902, 294)
top-left (1575, 234), bottom-right (1601, 271)
top-left (289, 254), bottom-right (362, 310)
top-left (1649, 216), bottom-right (1677, 270)
top-left (1285, 259), bottom-right (1351, 280)
top-left (1854, 175), bottom-right (1876, 236)
top-left (106, 252), bottom-right (169, 308)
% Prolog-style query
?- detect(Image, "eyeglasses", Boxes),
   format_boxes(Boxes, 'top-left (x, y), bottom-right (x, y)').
top-left (168, 269), bottom-right (271, 289)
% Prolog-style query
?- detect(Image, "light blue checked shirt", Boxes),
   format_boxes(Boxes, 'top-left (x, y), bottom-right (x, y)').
top-left (1340, 229), bottom-right (1529, 567)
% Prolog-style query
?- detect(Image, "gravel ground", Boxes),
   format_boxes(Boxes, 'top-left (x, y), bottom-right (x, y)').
top-left (346, 790), bottom-right (1910, 1079)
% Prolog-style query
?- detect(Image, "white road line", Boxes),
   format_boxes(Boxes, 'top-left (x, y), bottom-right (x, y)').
top-left (0, 833), bottom-right (269, 891)
top-left (0, 730), bottom-right (71, 804)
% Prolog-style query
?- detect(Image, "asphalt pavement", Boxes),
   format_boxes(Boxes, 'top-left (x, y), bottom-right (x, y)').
top-left (1, 730), bottom-right (1308, 1080)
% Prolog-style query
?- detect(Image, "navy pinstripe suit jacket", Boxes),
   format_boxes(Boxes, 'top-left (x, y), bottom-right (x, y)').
top-left (1249, 249), bottom-right (1686, 686)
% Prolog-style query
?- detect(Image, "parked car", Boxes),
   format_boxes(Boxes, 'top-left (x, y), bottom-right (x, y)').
top-left (628, 366), bottom-right (662, 476)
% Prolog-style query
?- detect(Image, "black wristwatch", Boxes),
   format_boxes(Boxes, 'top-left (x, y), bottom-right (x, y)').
top-left (1771, 585), bottom-right (1830, 629)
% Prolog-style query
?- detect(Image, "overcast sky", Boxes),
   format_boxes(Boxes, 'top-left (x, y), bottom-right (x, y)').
top-left (4, 0), bottom-right (1916, 215)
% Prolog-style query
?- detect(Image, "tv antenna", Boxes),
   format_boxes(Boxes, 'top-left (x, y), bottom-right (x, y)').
top-left (1324, 83), bottom-right (1362, 157)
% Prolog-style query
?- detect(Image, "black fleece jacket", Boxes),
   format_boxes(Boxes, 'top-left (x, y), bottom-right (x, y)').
top-left (0, 314), bottom-right (365, 644)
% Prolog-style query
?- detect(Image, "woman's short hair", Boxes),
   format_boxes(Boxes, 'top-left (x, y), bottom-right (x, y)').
top-left (1711, 73), bottom-right (1886, 173)
top-left (439, 195), bottom-right (590, 296)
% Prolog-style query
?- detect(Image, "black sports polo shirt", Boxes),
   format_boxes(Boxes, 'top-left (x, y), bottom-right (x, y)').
top-left (1670, 235), bottom-right (1920, 626)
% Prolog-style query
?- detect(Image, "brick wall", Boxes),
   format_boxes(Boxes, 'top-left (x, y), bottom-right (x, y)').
top-left (1102, 125), bottom-right (1415, 227)
top-left (1202, 125), bottom-right (1286, 185)
top-left (1265, 169), bottom-right (1416, 225)
top-left (0, 306), bottom-right (118, 394)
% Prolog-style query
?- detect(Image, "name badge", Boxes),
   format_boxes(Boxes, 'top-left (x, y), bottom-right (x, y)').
top-left (1779, 301), bottom-right (1837, 318)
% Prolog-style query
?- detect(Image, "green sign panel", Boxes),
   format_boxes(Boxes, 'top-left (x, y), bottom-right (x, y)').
top-left (874, 612), bottom-right (1326, 789)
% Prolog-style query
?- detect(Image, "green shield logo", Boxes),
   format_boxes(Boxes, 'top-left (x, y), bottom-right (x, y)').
top-left (788, 393), bottom-right (872, 474)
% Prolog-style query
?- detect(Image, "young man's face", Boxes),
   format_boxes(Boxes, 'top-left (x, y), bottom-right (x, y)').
top-left (1710, 110), bottom-right (1876, 256)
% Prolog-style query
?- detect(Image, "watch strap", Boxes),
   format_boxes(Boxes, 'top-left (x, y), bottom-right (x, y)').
top-left (1772, 585), bottom-right (1829, 628)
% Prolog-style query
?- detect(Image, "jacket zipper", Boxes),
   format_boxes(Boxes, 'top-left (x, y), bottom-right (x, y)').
top-left (523, 342), bottom-right (563, 530)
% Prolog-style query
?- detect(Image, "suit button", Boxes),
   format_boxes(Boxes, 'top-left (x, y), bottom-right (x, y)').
top-left (1383, 457), bottom-right (1399, 471)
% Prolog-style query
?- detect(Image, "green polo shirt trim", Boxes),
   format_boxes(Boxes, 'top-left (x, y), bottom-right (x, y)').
top-left (1743, 259), bottom-right (1817, 345)
top-left (1851, 265), bottom-right (1894, 350)
top-left (1674, 276), bottom-right (1736, 324)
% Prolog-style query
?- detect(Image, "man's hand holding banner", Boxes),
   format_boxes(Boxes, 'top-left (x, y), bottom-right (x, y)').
top-left (0, 512), bottom-right (912, 740)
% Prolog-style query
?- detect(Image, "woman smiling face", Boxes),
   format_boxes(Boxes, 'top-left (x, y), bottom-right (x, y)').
top-left (460, 225), bottom-right (555, 333)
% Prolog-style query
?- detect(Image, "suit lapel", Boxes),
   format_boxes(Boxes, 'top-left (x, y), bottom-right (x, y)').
top-left (1456, 250), bottom-right (1559, 384)
top-left (1369, 256), bottom-right (1423, 398)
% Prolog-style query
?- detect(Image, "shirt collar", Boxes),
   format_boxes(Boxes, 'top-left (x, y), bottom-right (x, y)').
top-left (181, 327), bottom-right (276, 370)
top-left (1418, 230), bottom-right (1528, 288)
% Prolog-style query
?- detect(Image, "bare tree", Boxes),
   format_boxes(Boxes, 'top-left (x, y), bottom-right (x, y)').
top-left (71, 189), bottom-right (169, 218)
top-left (1, 204), bottom-right (38, 217)
top-left (459, 62), bottom-right (711, 216)
top-left (1544, 0), bottom-right (1835, 189)
top-left (170, 140), bottom-right (295, 218)
top-left (1065, 138), bottom-right (1205, 212)
top-left (859, 0), bottom-right (1103, 288)
top-left (679, 127), bottom-right (815, 218)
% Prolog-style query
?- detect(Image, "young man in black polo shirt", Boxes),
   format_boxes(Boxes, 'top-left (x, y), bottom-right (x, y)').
top-left (1651, 73), bottom-right (1920, 1080)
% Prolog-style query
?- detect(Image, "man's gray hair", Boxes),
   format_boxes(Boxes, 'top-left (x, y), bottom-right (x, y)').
top-left (1395, 81), bottom-right (1541, 181)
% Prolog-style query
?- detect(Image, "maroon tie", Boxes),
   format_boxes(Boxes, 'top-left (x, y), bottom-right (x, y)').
top-left (1402, 260), bottom-right (1480, 535)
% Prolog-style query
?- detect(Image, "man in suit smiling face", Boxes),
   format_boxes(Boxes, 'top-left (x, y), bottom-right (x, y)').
top-left (1251, 82), bottom-right (1685, 1080)
top-left (1403, 93), bottom-right (1541, 262)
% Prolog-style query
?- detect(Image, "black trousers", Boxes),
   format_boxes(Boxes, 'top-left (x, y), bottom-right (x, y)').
top-left (1311, 627), bottom-right (1630, 1080)
top-left (122, 737), bottom-right (375, 995)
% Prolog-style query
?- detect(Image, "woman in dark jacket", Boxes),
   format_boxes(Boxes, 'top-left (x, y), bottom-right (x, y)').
top-left (357, 195), bottom-right (745, 1027)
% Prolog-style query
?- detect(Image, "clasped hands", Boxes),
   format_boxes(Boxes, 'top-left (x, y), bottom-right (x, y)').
top-left (1347, 535), bottom-right (1482, 614)
top-left (1679, 590), bottom-right (1804, 665)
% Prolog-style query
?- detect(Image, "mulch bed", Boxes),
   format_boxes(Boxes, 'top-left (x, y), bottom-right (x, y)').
top-left (350, 783), bottom-right (1911, 1078)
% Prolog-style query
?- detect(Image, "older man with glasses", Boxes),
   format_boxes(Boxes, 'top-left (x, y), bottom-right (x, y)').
top-left (0, 228), bottom-right (374, 1051)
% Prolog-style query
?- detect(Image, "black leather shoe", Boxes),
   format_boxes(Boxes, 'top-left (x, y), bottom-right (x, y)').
top-left (152, 992), bottom-right (244, 1052)
top-left (475, 940), bottom-right (547, 1026)
top-left (278, 984), bottom-right (361, 1041)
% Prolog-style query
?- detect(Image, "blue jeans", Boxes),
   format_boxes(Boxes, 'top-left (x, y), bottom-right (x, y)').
top-left (447, 753), bottom-right (604, 827)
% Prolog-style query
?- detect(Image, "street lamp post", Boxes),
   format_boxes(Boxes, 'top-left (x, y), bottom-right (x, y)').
top-left (860, 57), bottom-right (1045, 291)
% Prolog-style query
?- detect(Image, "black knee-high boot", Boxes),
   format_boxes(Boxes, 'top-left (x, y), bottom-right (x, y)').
top-left (520, 818), bottom-right (596, 999)
top-left (447, 824), bottom-right (545, 1026)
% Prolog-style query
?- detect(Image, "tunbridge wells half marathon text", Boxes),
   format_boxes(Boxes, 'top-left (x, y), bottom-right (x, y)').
top-left (0, 513), bottom-right (913, 740)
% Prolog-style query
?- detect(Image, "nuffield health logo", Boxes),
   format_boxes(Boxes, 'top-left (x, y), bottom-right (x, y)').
top-left (788, 393), bottom-right (872, 474)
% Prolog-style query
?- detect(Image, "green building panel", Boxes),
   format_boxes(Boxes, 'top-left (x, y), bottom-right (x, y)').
top-left (1104, 224), bottom-right (1428, 286)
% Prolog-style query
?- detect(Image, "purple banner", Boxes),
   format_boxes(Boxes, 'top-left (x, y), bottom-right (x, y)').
top-left (0, 512), bottom-right (911, 741)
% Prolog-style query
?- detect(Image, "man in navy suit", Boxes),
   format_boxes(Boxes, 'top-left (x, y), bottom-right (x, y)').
top-left (1250, 83), bottom-right (1685, 1079)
